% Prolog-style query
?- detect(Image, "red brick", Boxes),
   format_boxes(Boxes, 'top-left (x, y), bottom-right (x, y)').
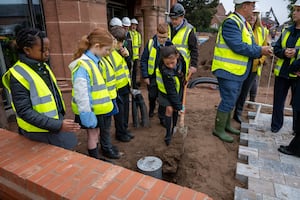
top-left (92, 166), bottom-right (123, 190)
top-left (178, 187), bottom-right (197, 200)
top-left (163, 183), bottom-right (182, 199)
top-left (127, 188), bottom-right (146, 199)
top-left (115, 167), bottom-right (133, 182)
top-left (76, 187), bottom-right (99, 200)
top-left (137, 175), bottom-right (157, 190)
top-left (195, 192), bottom-right (211, 200)
top-left (95, 180), bottom-right (120, 199)
top-left (114, 172), bottom-right (143, 199)
top-left (144, 179), bottom-right (168, 200)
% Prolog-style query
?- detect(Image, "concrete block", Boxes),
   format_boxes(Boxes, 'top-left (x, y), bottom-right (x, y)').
top-left (248, 177), bottom-right (275, 197)
top-left (248, 111), bottom-right (257, 119)
top-left (260, 169), bottom-right (285, 184)
top-left (284, 174), bottom-right (300, 188)
top-left (274, 183), bottom-right (300, 200)
top-left (238, 145), bottom-right (258, 161)
top-left (236, 163), bottom-right (259, 184)
top-left (234, 187), bottom-right (262, 200)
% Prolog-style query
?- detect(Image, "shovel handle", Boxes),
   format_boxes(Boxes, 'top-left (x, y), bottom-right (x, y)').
top-left (179, 72), bottom-right (192, 127)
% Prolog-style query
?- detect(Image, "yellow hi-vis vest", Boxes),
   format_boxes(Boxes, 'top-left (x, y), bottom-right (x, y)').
top-left (253, 27), bottom-right (269, 76)
top-left (168, 22), bottom-right (193, 71)
top-left (109, 50), bottom-right (131, 90)
top-left (99, 57), bottom-right (117, 99)
top-left (274, 28), bottom-right (298, 78)
top-left (71, 59), bottom-right (113, 115)
top-left (2, 61), bottom-right (65, 132)
top-left (147, 39), bottom-right (157, 76)
top-left (129, 30), bottom-right (141, 60)
top-left (156, 68), bottom-right (180, 94)
top-left (212, 14), bottom-right (253, 76)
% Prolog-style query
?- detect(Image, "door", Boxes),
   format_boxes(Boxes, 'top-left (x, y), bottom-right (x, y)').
top-left (0, 0), bottom-right (46, 108)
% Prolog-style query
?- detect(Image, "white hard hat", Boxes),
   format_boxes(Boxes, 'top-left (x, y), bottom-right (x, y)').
top-left (109, 17), bottom-right (122, 27)
top-left (131, 18), bottom-right (138, 25)
top-left (294, 0), bottom-right (300, 6)
top-left (122, 17), bottom-right (131, 27)
top-left (233, 0), bottom-right (257, 4)
top-left (253, 6), bottom-right (260, 13)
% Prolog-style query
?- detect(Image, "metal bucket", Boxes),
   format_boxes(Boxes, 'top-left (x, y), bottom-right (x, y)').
top-left (137, 156), bottom-right (162, 179)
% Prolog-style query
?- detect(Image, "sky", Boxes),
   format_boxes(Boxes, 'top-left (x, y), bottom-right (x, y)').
top-left (219, 0), bottom-right (290, 24)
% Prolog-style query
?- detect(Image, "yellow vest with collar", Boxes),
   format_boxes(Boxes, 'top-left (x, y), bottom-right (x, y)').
top-left (274, 28), bottom-right (298, 78)
top-left (129, 30), bottom-right (141, 60)
top-left (99, 57), bottom-right (117, 99)
top-left (212, 14), bottom-right (253, 75)
top-left (71, 58), bottom-right (113, 115)
top-left (2, 61), bottom-right (64, 132)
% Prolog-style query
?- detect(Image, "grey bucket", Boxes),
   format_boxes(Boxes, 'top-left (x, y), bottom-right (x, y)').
top-left (137, 156), bottom-right (162, 179)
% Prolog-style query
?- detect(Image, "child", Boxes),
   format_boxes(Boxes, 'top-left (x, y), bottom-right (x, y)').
top-left (108, 26), bottom-right (133, 142)
top-left (69, 28), bottom-right (120, 159)
top-left (156, 45), bottom-right (186, 145)
top-left (2, 28), bottom-right (79, 150)
top-left (141, 23), bottom-right (172, 126)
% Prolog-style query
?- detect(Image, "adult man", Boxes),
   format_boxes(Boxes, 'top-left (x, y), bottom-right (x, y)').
top-left (211, 0), bottom-right (273, 143)
top-left (168, 3), bottom-right (198, 75)
top-left (122, 17), bottom-right (133, 71)
top-left (233, 7), bottom-right (269, 123)
top-left (129, 18), bottom-right (142, 89)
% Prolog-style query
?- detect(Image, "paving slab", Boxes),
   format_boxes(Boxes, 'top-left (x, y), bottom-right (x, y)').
top-left (235, 112), bottom-right (300, 200)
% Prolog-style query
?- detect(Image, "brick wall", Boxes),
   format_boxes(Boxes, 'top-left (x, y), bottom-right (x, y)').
top-left (0, 129), bottom-right (212, 200)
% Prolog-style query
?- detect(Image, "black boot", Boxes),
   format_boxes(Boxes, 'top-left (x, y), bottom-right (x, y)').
top-left (88, 148), bottom-right (99, 159)
top-left (164, 116), bottom-right (172, 146)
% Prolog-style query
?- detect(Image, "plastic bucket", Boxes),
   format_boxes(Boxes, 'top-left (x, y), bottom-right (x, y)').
top-left (137, 156), bottom-right (162, 179)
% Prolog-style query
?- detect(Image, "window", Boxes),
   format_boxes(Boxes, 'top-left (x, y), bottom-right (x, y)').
top-left (0, 0), bottom-right (46, 108)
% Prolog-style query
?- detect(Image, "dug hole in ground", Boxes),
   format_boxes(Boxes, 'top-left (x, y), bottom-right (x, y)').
top-left (6, 34), bottom-right (290, 200)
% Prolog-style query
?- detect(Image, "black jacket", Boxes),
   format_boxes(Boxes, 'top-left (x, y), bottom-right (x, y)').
top-left (159, 55), bottom-right (186, 111)
top-left (10, 54), bottom-right (64, 134)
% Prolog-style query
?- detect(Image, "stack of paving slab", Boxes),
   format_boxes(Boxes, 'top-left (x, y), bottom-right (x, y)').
top-left (234, 111), bottom-right (300, 200)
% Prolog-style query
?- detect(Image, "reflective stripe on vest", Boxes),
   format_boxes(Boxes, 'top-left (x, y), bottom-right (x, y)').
top-left (2, 61), bottom-right (63, 132)
top-left (109, 50), bottom-right (131, 89)
top-left (148, 39), bottom-right (156, 75)
top-left (71, 59), bottom-right (113, 115)
top-left (254, 27), bottom-right (268, 76)
top-left (129, 30), bottom-right (141, 60)
top-left (212, 14), bottom-right (252, 76)
top-left (155, 68), bottom-right (180, 94)
top-left (274, 28), bottom-right (298, 77)
top-left (168, 22), bottom-right (193, 70)
top-left (99, 57), bottom-right (117, 99)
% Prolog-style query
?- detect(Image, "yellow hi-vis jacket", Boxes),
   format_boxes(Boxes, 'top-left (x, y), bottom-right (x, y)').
top-left (109, 50), bottom-right (131, 90)
top-left (147, 39), bottom-right (157, 76)
top-left (99, 57), bottom-right (117, 99)
top-left (2, 61), bottom-right (65, 132)
top-left (71, 59), bottom-right (113, 115)
top-left (156, 68), bottom-right (180, 94)
top-left (212, 14), bottom-right (253, 76)
top-left (129, 30), bottom-right (141, 60)
top-left (274, 28), bottom-right (299, 78)
top-left (252, 26), bottom-right (269, 76)
top-left (168, 22), bottom-right (193, 72)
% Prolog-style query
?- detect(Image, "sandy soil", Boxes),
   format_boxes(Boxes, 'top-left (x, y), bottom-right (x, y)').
top-left (6, 35), bottom-right (293, 200)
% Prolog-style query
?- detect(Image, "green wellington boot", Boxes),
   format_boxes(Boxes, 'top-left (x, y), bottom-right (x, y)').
top-left (212, 111), bottom-right (234, 143)
top-left (226, 112), bottom-right (240, 135)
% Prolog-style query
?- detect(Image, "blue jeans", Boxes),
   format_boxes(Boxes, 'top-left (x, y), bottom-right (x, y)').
top-left (217, 77), bottom-right (243, 113)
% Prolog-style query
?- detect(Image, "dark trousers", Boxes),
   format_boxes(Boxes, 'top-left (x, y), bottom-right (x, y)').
top-left (148, 77), bottom-right (165, 119)
top-left (114, 92), bottom-right (129, 136)
top-left (235, 72), bottom-right (257, 116)
top-left (249, 75), bottom-right (258, 101)
top-left (271, 77), bottom-right (296, 131)
top-left (22, 131), bottom-right (77, 150)
top-left (287, 110), bottom-right (300, 156)
top-left (132, 59), bottom-right (139, 89)
top-left (98, 115), bottom-right (112, 151)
